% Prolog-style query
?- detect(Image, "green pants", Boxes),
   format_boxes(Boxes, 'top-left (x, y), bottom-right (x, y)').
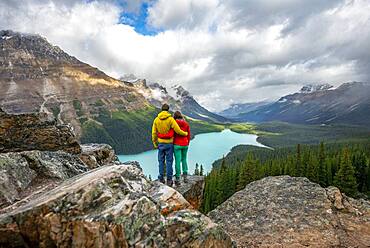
top-left (174, 145), bottom-right (188, 179)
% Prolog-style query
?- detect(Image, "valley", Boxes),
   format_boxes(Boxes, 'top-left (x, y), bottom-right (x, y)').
top-left (118, 129), bottom-right (267, 178)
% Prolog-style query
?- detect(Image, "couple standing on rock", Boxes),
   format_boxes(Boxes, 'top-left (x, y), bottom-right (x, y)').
top-left (152, 104), bottom-right (191, 187)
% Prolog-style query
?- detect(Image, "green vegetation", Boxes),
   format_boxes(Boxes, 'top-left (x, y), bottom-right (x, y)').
top-left (94, 99), bottom-right (105, 107)
top-left (80, 106), bottom-right (225, 154)
top-left (255, 122), bottom-right (370, 148)
top-left (202, 141), bottom-right (370, 213)
top-left (81, 106), bottom-right (158, 154)
top-left (73, 99), bottom-right (84, 117)
top-left (187, 118), bottom-right (224, 136)
top-left (50, 105), bottom-right (60, 119)
top-left (226, 121), bottom-right (370, 148)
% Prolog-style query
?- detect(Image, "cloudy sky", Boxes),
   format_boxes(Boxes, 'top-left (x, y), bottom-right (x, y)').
top-left (1, 0), bottom-right (370, 111)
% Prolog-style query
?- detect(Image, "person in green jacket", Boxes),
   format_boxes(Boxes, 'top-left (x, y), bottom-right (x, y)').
top-left (152, 104), bottom-right (188, 186)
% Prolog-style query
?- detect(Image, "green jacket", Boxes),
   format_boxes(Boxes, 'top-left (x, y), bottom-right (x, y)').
top-left (152, 111), bottom-right (188, 147)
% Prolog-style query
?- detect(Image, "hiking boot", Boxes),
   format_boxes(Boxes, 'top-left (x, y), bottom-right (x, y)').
top-left (175, 178), bottom-right (181, 187)
top-left (167, 180), bottom-right (173, 187)
top-left (159, 179), bottom-right (165, 184)
top-left (183, 174), bottom-right (189, 183)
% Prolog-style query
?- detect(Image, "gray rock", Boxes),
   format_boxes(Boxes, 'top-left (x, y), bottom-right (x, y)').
top-left (208, 176), bottom-right (370, 247)
top-left (79, 143), bottom-right (118, 169)
top-left (0, 163), bottom-right (234, 247)
top-left (0, 151), bottom-right (88, 208)
top-left (176, 175), bottom-right (205, 210)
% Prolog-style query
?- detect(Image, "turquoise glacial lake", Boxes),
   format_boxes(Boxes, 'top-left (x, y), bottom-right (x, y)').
top-left (118, 129), bottom-right (267, 179)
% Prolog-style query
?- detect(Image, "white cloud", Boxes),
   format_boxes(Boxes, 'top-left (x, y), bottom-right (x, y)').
top-left (0, 0), bottom-right (370, 111)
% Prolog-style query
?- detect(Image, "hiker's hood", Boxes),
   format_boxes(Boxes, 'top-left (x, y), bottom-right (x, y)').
top-left (157, 111), bottom-right (172, 120)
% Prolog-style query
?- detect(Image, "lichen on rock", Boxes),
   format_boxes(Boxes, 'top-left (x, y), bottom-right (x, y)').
top-left (0, 163), bottom-right (234, 247)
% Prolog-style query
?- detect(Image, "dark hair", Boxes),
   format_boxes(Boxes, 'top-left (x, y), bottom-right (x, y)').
top-left (173, 111), bottom-right (183, 119)
top-left (161, 103), bottom-right (170, 111)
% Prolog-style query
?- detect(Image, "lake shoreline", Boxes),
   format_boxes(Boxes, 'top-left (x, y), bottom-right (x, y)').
top-left (118, 129), bottom-right (267, 178)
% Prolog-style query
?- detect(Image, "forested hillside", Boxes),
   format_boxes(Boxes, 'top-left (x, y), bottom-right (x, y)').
top-left (202, 141), bottom-right (370, 213)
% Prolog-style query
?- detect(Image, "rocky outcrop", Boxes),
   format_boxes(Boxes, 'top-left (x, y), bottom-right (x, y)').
top-left (79, 143), bottom-right (118, 169)
top-left (0, 109), bottom-right (81, 154)
top-left (176, 175), bottom-right (205, 210)
top-left (0, 143), bottom-right (119, 209)
top-left (0, 163), bottom-right (234, 247)
top-left (0, 151), bottom-right (85, 209)
top-left (208, 176), bottom-right (370, 248)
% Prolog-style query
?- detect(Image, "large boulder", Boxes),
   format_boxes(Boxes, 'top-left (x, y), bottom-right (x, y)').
top-left (0, 144), bottom-right (119, 209)
top-left (208, 176), bottom-right (370, 248)
top-left (79, 143), bottom-right (118, 169)
top-left (176, 175), bottom-right (205, 210)
top-left (0, 151), bottom-right (88, 209)
top-left (0, 109), bottom-right (81, 154)
top-left (0, 163), bottom-right (234, 247)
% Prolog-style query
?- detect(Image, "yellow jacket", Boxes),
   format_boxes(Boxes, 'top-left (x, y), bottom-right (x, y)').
top-left (152, 111), bottom-right (188, 147)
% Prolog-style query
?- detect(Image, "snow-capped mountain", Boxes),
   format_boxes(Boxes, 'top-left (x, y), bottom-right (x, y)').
top-left (235, 82), bottom-right (370, 125)
top-left (127, 79), bottom-right (228, 123)
top-left (119, 74), bottom-right (138, 83)
top-left (299, 83), bottom-right (333, 93)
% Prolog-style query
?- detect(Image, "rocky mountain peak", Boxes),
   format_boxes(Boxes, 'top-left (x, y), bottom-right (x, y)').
top-left (0, 30), bottom-right (79, 67)
top-left (119, 73), bottom-right (138, 82)
top-left (171, 84), bottom-right (191, 100)
top-left (300, 83), bottom-right (333, 93)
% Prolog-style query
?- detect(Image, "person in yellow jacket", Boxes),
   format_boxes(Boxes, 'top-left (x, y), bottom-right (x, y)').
top-left (152, 104), bottom-right (188, 186)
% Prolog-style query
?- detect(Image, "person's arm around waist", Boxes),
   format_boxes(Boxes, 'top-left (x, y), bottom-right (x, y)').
top-left (157, 129), bottom-right (174, 139)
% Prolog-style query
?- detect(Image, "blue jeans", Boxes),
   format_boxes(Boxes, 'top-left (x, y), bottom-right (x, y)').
top-left (158, 143), bottom-right (174, 181)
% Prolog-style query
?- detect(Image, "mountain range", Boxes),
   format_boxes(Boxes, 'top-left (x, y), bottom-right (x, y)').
top-left (221, 82), bottom-right (370, 125)
top-left (1, 29), bottom-right (369, 155)
top-left (0, 30), bottom-right (224, 154)
top-left (130, 79), bottom-right (227, 123)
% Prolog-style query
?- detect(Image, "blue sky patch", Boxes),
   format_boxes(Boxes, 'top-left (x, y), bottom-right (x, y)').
top-left (119, 2), bottom-right (160, 36)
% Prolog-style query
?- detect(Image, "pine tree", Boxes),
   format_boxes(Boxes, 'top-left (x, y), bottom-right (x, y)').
top-left (237, 163), bottom-right (247, 191)
top-left (220, 157), bottom-right (227, 172)
top-left (271, 160), bottom-right (281, 176)
top-left (306, 154), bottom-right (315, 181)
top-left (200, 164), bottom-right (204, 176)
top-left (194, 163), bottom-right (200, 175)
top-left (295, 144), bottom-right (302, 176)
top-left (352, 151), bottom-right (368, 192)
top-left (237, 153), bottom-right (256, 190)
top-left (326, 159), bottom-right (333, 185)
top-left (334, 148), bottom-right (358, 197)
top-left (318, 142), bottom-right (327, 186)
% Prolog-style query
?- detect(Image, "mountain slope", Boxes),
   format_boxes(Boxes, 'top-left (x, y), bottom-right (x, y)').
top-left (236, 82), bottom-right (370, 125)
top-left (131, 79), bottom-right (228, 123)
top-left (218, 101), bottom-right (271, 119)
